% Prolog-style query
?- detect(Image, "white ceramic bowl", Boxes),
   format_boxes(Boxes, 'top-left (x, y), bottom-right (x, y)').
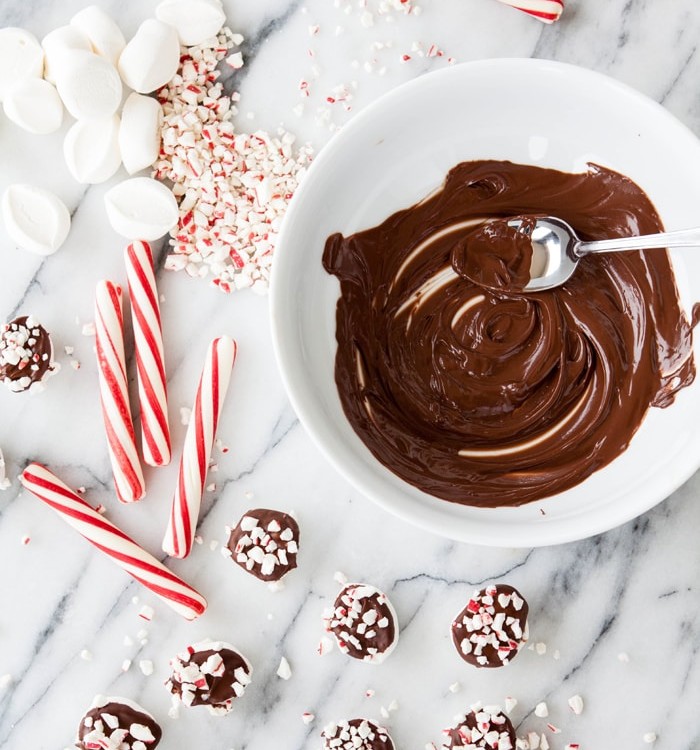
top-left (270, 58), bottom-right (700, 547)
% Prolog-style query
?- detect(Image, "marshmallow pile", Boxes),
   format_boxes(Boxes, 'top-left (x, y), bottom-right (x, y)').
top-left (0, 1), bottom-right (235, 252)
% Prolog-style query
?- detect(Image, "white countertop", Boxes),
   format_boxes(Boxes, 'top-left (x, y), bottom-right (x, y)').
top-left (2, 1), bottom-right (700, 748)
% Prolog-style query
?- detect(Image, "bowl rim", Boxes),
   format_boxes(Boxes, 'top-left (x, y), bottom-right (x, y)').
top-left (270, 57), bottom-right (700, 547)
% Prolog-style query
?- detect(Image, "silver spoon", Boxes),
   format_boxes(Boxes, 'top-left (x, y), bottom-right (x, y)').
top-left (511, 216), bottom-right (700, 292)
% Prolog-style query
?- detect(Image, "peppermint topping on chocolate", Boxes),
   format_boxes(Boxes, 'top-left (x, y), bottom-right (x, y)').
top-left (452, 584), bottom-right (529, 668)
top-left (0, 315), bottom-right (57, 392)
top-left (441, 704), bottom-right (515, 749)
top-left (76, 695), bottom-right (162, 750)
top-left (322, 718), bottom-right (395, 750)
top-left (324, 583), bottom-right (398, 663)
top-left (165, 639), bottom-right (252, 716)
top-left (223, 508), bottom-right (300, 581)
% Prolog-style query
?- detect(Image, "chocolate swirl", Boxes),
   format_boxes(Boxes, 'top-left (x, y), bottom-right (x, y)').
top-left (323, 160), bottom-right (696, 507)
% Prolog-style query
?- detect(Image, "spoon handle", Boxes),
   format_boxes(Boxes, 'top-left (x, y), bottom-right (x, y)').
top-left (576, 227), bottom-right (700, 256)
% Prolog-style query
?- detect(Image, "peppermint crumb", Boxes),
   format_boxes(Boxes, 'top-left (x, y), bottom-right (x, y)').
top-left (333, 570), bottom-right (348, 584)
top-left (0, 674), bottom-right (12, 689)
top-left (277, 657), bottom-right (292, 680)
top-left (179, 407), bottom-right (191, 426)
top-left (138, 605), bottom-right (154, 621)
top-left (618, 652), bottom-right (630, 662)
top-left (534, 702), bottom-right (549, 718)
top-left (20, 535), bottom-right (31, 546)
top-left (139, 660), bottom-right (154, 676)
top-left (123, 635), bottom-right (134, 646)
top-left (535, 642), bottom-right (547, 655)
top-left (567, 694), bottom-right (584, 715)
top-left (81, 323), bottom-right (95, 336)
top-left (448, 682), bottom-right (461, 694)
top-left (365, 689), bottom-right (375, 698)
top-left (643, 733), bottom-right (657, 744)
top-left (302, 712), bottom-right (315, 724)
top-left (80, 649), bottom-right (92, 661)
top-left (121, 659), bottom-right (132, 672)
top-left (504, 696), bottom-right (518, 713)
top-left (209, 539), bottom-right (218, 550)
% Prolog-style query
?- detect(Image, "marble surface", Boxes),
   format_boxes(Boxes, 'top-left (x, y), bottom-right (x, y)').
top-left (2, 1), bottom-right (700, 749)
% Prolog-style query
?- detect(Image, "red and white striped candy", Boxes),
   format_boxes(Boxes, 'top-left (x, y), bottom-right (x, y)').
top-left (494, 0), bottom-right (563, 23)
top-left (95, 280), bottom-right (145, 503)
top-left (163, 336), bottom-right (236, 558)
top-left (125, 241), bottom-right (172, 467)
top-left (20, 463), bottom-right (207, 620)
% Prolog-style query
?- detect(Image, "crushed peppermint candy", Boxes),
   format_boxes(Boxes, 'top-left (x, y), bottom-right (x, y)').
top-left (643, 733), bottom-right (658, 744)
top-left (0, 674), bottom-right (11, 689)
top-left (441, 704), bottom-right (515, 750)
top-left (276, 656), bottom-right (292, 680)
top-left (504, 696), bottom-right (518, 714)
top-left (223, 508), bottom-right (300, 582)
top-left (567, 695), bottom-right (583, 715)
top-left (138, 605), bottom-right (154, 622)
top-left (451, 584), bottom-right (529, 668)
top-left (302, 711), bottom-right (315, 724)
top-left (166, 639), bottom-right (252, 716)
top-left (322, 718), bottom-right (395, 750)
top-left (534, 702), bottom-right (548, 718)
top-left (139, 660), bottom-right (154, 676)
top-left (153, 28), bottom-right (313, 293)
top-left (0, 448), bottom-right (10, 490)
top-left (323, 583), bottom-right (399, 664)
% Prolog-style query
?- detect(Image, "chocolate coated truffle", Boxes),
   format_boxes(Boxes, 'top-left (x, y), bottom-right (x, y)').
top-left (324, 583), bottom-right (399, 664)
top-left (165, 639), bottom-right (252, 716)
top-left (322, 718), bottom-right (395, 750)
top-left (75, 695), bottom-right (162, 750)
top-left (224, 508), bottom-right (299, 582)
top-left (0, 315), bottom-right (57, 392)
top-left (451, 584), bottom-right (529, 668)
top-left (441, 705), bottom-right (516, 749)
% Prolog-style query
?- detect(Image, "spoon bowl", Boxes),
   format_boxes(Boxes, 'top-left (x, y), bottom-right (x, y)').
top-left (511, 216), bottom-right (700, 292)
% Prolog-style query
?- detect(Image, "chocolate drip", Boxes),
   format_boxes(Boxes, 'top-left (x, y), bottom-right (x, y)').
top-left (323, 160), bottom-right (696, 507)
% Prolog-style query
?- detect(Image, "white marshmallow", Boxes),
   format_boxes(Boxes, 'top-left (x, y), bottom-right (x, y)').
top-left (118, 20), bottom-right (179, 94)
top-left (41, 25), bottom-right (92, 84)
top-left (104, 177), bottom-right (178, 240)
top-left (3, 78), bottom-right (63, 134)
top-left (155, 0), bottom-right (226, 46)
top-left (119, 93), bottom-right (163, 174)
top-left (55, 50), bottom-right (122, 120)
top-left (1, 184), bottom-right (70, 255)
top-left (64, 115), bottom-right (122, 184)
top-left (0, 28), bottom-right (44, 102)
top-left (70, 5), bottom-right (126, 67)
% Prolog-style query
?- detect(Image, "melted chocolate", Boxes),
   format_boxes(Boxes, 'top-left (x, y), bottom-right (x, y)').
top-left (451, 584), bottom-right (529, 668)
top-left (322, 719), bottom-right (395, 750)
top-left (441, 707), bottom-right (515, 749)
top-left (325, 583), bottom-right (398, 663)
top-left (0, 315), bottom-right (56, 392)
top-left (225, 508), bottom-right (300, 582)
top-left (76, 696), bottom-right (162, 749)
top-left (166, 641), bottom-right (252, 715)
top-left (323, 160), bottom-right (697, 507)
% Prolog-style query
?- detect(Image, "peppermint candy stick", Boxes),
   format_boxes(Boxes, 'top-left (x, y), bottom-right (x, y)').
top-left (95, 280), bottom-right (145, 503)
top-left (125, 241), bottom-right (172, 467)
top-left (163, 336), bottom-right (236, 558)
top-left (20, 463), bottom-right (207, 620)
top-left (494, 0), bottom-right (564, 23)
